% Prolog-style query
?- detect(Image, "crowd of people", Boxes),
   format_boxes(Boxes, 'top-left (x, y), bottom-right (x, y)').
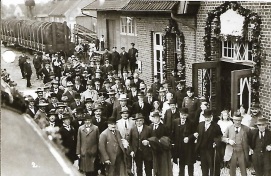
top-left (18, 42), bottom-right (271, 176)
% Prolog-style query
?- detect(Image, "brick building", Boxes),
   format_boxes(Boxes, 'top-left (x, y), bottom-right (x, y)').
top-left (83, 1), bottom-right (271, 120)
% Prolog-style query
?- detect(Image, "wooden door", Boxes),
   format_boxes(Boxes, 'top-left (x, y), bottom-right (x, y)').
top-left (192, 61), bottom-right (221, 113)
top-left (106, 19), bottom-right (116, 50)
top-left (231, 68), bottom-right (253, 114)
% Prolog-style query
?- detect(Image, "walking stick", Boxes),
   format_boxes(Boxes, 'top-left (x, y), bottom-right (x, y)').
top-left (131, 156), bottom-right (135, 175)
top-left (213, 147), bottom-right (217, 176)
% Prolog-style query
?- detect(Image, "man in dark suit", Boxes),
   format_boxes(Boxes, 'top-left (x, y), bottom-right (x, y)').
top-left (32, 52), bottom-right (43, 80)
top-left (98, 92), bottom-right (112, 118)
top-left (250, 117), bottom-right (271, 176)
top-left (50, 79), bottom-right (64, 101)
top-left (194, 109), bottom-right (222, 176)
top-left (149, 75), bottom-right (161, 98)
top-left (129, 113), bottom-right (152, 176)
top-left (70, 93), bottom-right (84, 111)
top-left (47, 93), bottom-right (59, 111)
top-left (120, 47), bottom-right (129, 77)
top-left (132, 92), bottom-right (152, 125)
top-left (174, 80), bottom-right (186, 109)
top-left (59, 114), bottom-right (77, 163)
top-left (131, 72), bottom-right (143, 91)
top-left (111, 47), bottom-right (120, 75)
top-left (164, 99), bottom-right (180, 132)
top-left (73, 78), bottom-right (85, 94)
top-left (18, 51), bottom-right (27, 79)
top-left (92, 104), bottom-right (107, 133)
top-left (76, 114), bottom-right (100, 176)
top-left (99, 117), bottom-right (127, 176)
top-left (62, 81), bottom-right (77, 106)
top-left (127, 83), bottom-right (138, 105)
top-left (24, 57), bottom-right (32, 87)
top-left (101, 59), bottom-right (113, 78)
top-left (171, 108), bottom-right (196, 176)
top-left (47, 109), bottom-right (61, 127)
top-left (39, 62), bottom-right (53, 84)
top-left (128, 43), bottom-right (138, 75)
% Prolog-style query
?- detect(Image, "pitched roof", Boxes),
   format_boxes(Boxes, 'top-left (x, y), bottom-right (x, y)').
top-left (82, 0), bottom-right (130, 11)
top-left (49, 0), bottom-right (78, 16)
top-left (122, 0), bottom-right (179, 12)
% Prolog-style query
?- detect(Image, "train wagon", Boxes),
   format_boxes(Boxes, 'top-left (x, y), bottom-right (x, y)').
top-left (1, 19), bottom-right (75, 55)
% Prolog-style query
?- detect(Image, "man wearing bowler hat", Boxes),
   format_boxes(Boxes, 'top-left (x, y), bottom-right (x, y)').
top-left (250, 117), bottom-right (271, 176)
top-left (171, 108), bottom-right (196, 176)
top-left (128, 43), bottom-right (138, 75)
top-left (129, 113), bottom-right (152, 176)
top-left (77, 114), bottom-right (100, 176)
top-left (47, 109), bottom-right (61, 127)
top-left (24, 56), bottom-right (32, 88)
top-left (164, 99), bottom-right (180, 132)
top-left (59, 113), bottom-right (77, 163)
top-left (222, 112), bottom-right (251, 176)
top-left (194, 109), bottom-right (222, 176)
top-left (99, 117), bottom-right (127, 176)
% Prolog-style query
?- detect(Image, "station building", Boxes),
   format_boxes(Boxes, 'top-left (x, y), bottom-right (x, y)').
top-left (82, 1), bottom-right (271, 120)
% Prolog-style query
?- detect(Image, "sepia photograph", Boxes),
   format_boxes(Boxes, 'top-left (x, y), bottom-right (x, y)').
top-left (1, 0), bottom-right (271, 176)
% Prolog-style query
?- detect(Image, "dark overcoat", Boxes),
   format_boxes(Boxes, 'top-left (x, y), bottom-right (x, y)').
top-left (76, 124), bottom-right (100, 172)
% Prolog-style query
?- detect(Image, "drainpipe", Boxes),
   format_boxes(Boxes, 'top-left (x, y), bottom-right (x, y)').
top-left (171, 12), bottom-right (197, 65)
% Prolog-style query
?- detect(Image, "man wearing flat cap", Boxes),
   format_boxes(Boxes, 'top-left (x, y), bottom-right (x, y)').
top-left (120, 47), bottom-right (129, 77)
top-left (128, 43), bottom-right (138, 75)
top-left (99, 117), bottom-right (127, 176)
top-left (250, 117), bottom-right (271, 176)
top-left (222, 112), bottom-right (251, 176)
top-left (77, 114), bottom-right (100, 176)
top-left (111, 47), bottom-right (120, 75)
top-left (171, 107), bottom-right (196, 176)
top-left (129, 113), bottom-right (152, 176)
top-left (194, 109), bottom-right (222, 176)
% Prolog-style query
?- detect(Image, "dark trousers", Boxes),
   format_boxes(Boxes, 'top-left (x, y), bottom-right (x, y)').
top-left (200, 149), bottom-right (220, 176)
top-left (230, 150), bottom-right (247, 176)
top-left (26, 74), bottom-right (32, 87)
top-left (20, 65), bottom-right (25, 78)
top-left (35, 67), bottom-right (42, 79)
top-left (105, 153), bottom-right (124, 176)
top-left (101, 41), bottom-right (104, 51)
top-left (252, 152), bottom-right (270, 176)
top-left (179, 163), bottom-right (194, 176)
top-left (134, 150), bottom-right (152, 176)
top-left (113, 64), bottom-right (119, 74)
top-left (121, 64), bottom-right (128, 77)
top-left (130, 62), bottom-right (136, 75)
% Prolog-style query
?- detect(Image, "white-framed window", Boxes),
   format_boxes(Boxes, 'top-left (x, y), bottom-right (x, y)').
top-left (222, 40), bottom-right (253, 61)
top-left (120, 17), bottom-right (136, 35)
top-left (153, 32), bottom-right (164, 83)
top-left (176, 37), bottom-right (181, 51)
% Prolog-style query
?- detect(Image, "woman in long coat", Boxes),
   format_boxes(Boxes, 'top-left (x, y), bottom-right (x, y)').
top-left (76, 114), bottom-right (100, 176)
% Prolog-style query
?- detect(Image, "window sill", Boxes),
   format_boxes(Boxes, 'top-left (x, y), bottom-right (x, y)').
top-left (120, 33), bottom-right (137, 36)
top-left (220, 58), bottom-right (255, 67)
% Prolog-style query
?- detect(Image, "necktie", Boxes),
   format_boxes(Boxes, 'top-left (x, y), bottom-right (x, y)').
top-left (125, 120), bottom-right (127, 129)
top-left (96, 118), bottom-right (100, 123)
top-left (172, 110), bottom-right (175, 114)
top-left (148, 98), bottom-right (151, 104)
top-left (181, 120), bottom-right (185, 125)
top-left (260, 131), bottom-right (264, 139)
top-left (154, 124), bottom-right (158, 130)
top-left (235, 127), bottom-right (239, 134)
top-left (112, 130), bottom-right (115, 135)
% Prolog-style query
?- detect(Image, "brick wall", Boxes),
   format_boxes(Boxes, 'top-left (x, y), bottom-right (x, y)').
top-left (196, 1), bottom-right (271, 120)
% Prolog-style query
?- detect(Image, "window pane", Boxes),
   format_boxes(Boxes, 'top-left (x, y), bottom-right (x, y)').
top-left (224, 41), bottom-right (227, 47)
top-left (224, 48), bottom-right (227, 57)
top-left (156, 34), bottom-right (160, 45)
top-left (228, 49), bottom-right (231, 57)
top-left (156, 50), bottom-right (160, 60)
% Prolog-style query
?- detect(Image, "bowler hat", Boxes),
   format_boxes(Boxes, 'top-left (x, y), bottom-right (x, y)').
top-left (131, 43), bottom-right (135, 46)
top-left (50, 92), bottom-right (57, 98)
top-left (203, 109), bottom-right (213, 118)
top-left (168, 99), bottom-right (176, 104)
top-left (98, 92), bottom-right (107, 97)
top-left (137, 91), bottom-right (145, 97)
top-left (107, 117), bottom-right (116, 124)
top-left (84, 114), bottom-right (93, 120)
top-left (107, 89), bottom-right (116, 95)
top-left (76, 107), bottom-right (84, 114)
top-left (152, 111), bottom-right (161, 117)
top-left (179, 107), bottom-right (188, 114)
top-left (256, 118), bottom-right (268, 125)
top-left (85, 98), bottom-right (94, 103)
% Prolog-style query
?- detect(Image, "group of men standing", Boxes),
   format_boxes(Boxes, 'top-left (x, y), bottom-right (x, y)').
top-left (20, 42), bottom-right (271, 176)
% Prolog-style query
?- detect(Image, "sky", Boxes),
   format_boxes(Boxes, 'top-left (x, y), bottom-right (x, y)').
top-left (2, 0), bottom-right (51, 6)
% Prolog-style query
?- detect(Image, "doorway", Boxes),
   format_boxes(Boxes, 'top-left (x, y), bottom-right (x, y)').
top-left (192, 61), bottom-right (253, 114)
top-left (106, 19), bottom-right (116, 50)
